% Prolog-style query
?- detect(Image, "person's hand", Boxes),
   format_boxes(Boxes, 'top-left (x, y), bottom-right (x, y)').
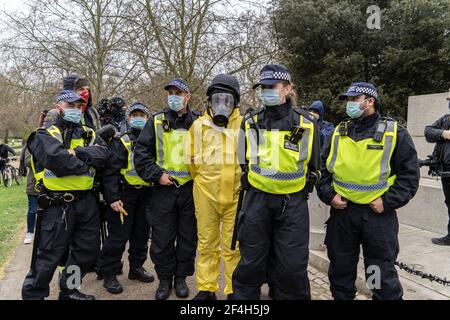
top-left (370, 197), bottom-right (384, 214)
top-left (68, 150), bottom-right (76, 156)
top-left (442, 130), bottom-right (450, 140)
top-left (331, 194), bottom-right (347, 210)
top-left (159, 173), bottom-right (174, 186)
top-left (110, 200), bottom-right (124, 213)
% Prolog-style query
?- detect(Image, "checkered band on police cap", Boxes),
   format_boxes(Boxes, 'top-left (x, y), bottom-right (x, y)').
top-left (349, 85), bottom-right (378, 99)
top-left (55, 90), bottom-right (83, 103)
top-left (260, 70), bottom-right (292, 82)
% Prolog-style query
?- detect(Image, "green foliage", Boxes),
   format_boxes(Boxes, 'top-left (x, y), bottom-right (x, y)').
top-left (273, 0), bottom-right (450, 123)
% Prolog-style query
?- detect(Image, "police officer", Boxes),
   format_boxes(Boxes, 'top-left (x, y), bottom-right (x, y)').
top-left (317, 83), bottom-right (420, 300)
top-left (231, 64), bottom-right (321, 300)
top-left (425, 89), bottom-right (450, 245)
top-left (135, 79), bottom-right (199, 300)
top-left (59, 75), bottom-right (101, 287)
top-left (22, 90), bottom-right (110, 300)
top-left (98, 103), bottom-right (154, 295)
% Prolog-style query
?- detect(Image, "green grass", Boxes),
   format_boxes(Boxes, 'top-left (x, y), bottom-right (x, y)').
top-left (0, 184), bottom-right (27, 270)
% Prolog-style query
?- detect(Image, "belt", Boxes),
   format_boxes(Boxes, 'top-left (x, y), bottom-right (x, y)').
top-left (38, 191), bottom-right (89, 209)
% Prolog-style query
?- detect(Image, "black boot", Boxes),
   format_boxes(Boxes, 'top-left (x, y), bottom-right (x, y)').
top-left (155, 279), bottom-right (173, 300)
top-left (128, 267), bottom-right (155, 283)
top-left (192, 291), bottom-right (217, 301)
top-left (174, 277), bottom-right (189, 299)
top-left (103, 275), bottom-right (123, 295)
top-left (432, 236), bottom-right (450, 246)
top-left (58, 289), bottom-right (95, 301)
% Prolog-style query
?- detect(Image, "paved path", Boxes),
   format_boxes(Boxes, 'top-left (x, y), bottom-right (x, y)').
top-left (0, 238), bottom-right (368, 300)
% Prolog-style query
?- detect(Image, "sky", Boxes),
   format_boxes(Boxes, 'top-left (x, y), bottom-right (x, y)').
top-left (0, 0), bottom-right (271, 14)
top-left (0, 0), bottom-right (27, 13)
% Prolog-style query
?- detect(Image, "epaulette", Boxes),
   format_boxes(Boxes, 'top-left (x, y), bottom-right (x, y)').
top-left (152, 108), bottom-right (171, 117)
top-left (245, 107), bottom-right (264, 121)
top-left (293, 106), bottom-right (315, 121)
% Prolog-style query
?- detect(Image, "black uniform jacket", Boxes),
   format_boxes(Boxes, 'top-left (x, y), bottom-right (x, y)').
top-left (27, 116), bottom-right (110, 190)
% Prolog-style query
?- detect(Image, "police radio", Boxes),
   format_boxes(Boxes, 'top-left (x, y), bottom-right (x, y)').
top-left (373, 120), bottom-right (388, 143)
top-left (339, 122), bottom-right (349, 136)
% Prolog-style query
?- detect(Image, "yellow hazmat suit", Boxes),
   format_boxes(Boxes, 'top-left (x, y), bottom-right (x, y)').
top-left (187, 108), bottom-right (242, 295)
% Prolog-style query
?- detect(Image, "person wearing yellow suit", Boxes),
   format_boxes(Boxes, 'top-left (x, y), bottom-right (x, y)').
top-left (188, 74), bottom-right (242, 300)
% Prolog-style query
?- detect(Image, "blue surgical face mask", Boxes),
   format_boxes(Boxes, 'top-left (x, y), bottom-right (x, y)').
top-left (346, 100), bottom-right (368, 119)
top-left (259, 89), bottom-right (281, 107)
top-left (63, 108), bottom-right (82, 124)
top-left (130, 117), bottom-right (147, 130)
top-left (168, 95), bottom-right (185, 112)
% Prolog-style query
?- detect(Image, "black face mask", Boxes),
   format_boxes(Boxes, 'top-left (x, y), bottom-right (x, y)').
top-left (209, 93), bottom-right (235, 128)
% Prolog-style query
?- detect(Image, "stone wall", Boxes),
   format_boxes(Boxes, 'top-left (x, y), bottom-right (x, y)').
top-left (397, 92), bottom-right (449, 235)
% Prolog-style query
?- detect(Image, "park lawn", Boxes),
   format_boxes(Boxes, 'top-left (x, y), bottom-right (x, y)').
top-left (0, 184), bottom-right (27, 271)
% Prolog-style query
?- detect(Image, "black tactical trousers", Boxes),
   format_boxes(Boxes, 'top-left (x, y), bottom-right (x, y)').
top-left (325, 202), bottom-right (403, 300)
top-left (97, 187), bottom-right (151, 276)
top-left (441, 177), bottom-right (450, 236)
top-left (149, 181), bottom-right (197, 280)
top-left (22, 192), bottom-right (100, 300)
top-left (232, 187), bottom-right (311, 300)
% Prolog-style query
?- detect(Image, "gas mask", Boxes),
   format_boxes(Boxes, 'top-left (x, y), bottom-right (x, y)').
top-left (209, 93), bottom-right (235, 128)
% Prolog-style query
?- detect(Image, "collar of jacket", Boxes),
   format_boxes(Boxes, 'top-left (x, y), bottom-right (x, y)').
top-left (130, 128), bottom-right (141, 139)
top-left (265, 100), bottom-right (291, 120)
top-left (351, 112), bottom-right (380, 132)
top-left (169, 105), bottom-right (190, 118)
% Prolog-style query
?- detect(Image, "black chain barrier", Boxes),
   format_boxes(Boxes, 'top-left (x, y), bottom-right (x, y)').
top-left (395, 261), bottom-right (450, 286)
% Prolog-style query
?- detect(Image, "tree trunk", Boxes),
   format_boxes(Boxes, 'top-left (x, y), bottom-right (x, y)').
top-left (4, 128), bottom-right (9, 144)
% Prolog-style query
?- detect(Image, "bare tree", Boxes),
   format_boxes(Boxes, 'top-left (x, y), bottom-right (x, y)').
top-left (3, 0), bottom-right (143, 103)
top-left (124, 0), bottom-right (279, 107)
top-left (0, 0), bottom-right (278, 139)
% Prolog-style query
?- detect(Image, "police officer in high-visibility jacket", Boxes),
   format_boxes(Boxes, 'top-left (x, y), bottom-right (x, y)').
top-left (98, 103), bottom-right (155, 295)
top-left (135, 79), bottom-right (200, 300)
top-left (231, 64), bottom-right (321, 300)
top-left (317, 83), bottom-right (420, 300)
top-left (22, 90), bottom-right (110, 300)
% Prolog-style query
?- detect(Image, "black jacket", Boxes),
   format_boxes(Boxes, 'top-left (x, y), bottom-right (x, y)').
top-left (238, 100), bottom-right (321, 180)
top-left (317, 112), bottom-right (420, 211)
top-left (0, 144), bottom-right (16, 159)
top-left (27, 116), bottom-right (110, 184)
top-left (425, 114), bottom-right (450, 143)
top-left (424, 114), bottom-right (450, 166)
top-left (102, 128), bottom-right (143, 204)
top-left (134, 107), bottom-right (200, 184)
